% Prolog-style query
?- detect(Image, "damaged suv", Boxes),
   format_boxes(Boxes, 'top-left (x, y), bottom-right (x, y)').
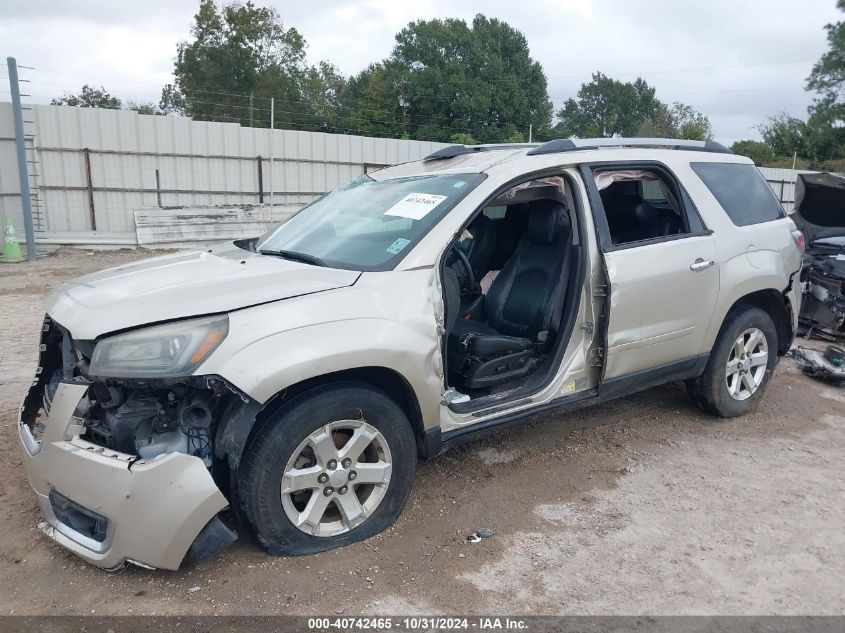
top-left (19, 138), bottom-right (803, 570)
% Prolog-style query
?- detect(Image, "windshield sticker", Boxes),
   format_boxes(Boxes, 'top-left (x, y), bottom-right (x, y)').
top-left (384, 193), bottom-right (447, 221)
top-left (386, 238), bottom-right (411, 255)
top-left (453, 181), bottom-right (466, 189)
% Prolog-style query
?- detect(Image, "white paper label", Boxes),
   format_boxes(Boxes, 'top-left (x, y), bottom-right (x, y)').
top-left (384, 193), bottom-right (447, 221)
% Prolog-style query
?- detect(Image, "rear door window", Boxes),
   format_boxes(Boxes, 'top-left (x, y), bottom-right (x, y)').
top-left (691, 162), bottom-right (785, 227)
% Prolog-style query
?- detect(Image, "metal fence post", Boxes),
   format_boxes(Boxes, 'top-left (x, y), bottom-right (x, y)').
top-left (6, 57), bottom-right (36, 260)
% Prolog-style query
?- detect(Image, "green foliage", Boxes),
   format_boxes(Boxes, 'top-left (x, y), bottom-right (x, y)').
top-left (168, 0), bottom-right (344, 130)
top-left (807, 0), bottom-right (845, 104)
top-left (730, 140), bottom-right (776, 165)
top-left (748, 0), bottom-right (845, 169)
top-left (554, 73), bottom-right (710, 141)
top-left (756, 112), bottom-right (806, 157)
top-left (638, 102), bottom-right (713, 140)
top-left (554, 73), bottom-right (660, 137)
top-left (736, 105), bottom-right (844, 169)
top-left (343, 15), bottom-right (552, 142)
top-left (51, 85), bottom-right (121, 109)
top-left (449, 132), bottom-right (477, 144)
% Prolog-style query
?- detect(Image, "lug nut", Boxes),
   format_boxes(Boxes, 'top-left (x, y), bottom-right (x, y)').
top-left (338, 485), bottom-right (348, 494)
top-left (323, 487), bottom-right (334, 496)
top-left (341, 458), bottom-right (352, 469)
top-left (348, 470), bottom-right (357, 481)
top-left (327, 459), bottom-right (338, 470)
top-left (318, 473), bottom-right (328, 484)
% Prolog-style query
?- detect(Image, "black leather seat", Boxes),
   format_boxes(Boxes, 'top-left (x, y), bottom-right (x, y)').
top-left (607, 196), bottom-right (680, 243)
top-left (448, 199), bottom-right (572, 389)
top-left (459, 214), bottom-right (496, 280)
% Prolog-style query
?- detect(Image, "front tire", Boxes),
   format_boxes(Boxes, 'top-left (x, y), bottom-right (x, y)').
top-left (235, 382), bottom-right (417, 555)
top-left (687, 307), bottom-right (778, 417)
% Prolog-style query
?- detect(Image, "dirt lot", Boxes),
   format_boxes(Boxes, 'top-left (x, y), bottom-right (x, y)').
top-left (1, 248), bottom-right (843, 615)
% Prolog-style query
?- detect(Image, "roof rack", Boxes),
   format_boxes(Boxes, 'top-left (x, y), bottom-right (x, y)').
top-left (424, 143), bottom-right (538, 161)
top-left (526, 137), bottom-right (732, 156)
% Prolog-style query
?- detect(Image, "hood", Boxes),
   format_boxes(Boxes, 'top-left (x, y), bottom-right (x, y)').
top-left (793, 172), bottom-right (845, 243)
top-left (45, 243), bottom-right (360, 339)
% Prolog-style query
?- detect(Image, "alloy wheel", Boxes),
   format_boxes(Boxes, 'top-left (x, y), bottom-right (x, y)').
top-left (725, 327), bottom-right (768, 401)
top-left (280, 420), bottom-right (392, 537)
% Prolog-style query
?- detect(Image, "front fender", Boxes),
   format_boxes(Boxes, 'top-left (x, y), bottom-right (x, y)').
top-left (196, 269), bottom-right (444, 436)
top-left (221, 318), bottom-right (442, 416)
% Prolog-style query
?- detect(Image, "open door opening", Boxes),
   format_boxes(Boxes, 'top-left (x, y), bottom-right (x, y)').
top-left (440, 173), bottom-right (585, 412)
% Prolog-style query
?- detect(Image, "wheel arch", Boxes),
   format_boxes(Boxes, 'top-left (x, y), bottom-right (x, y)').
top-left (719, 289), bottom-right (794, 356)
top-left (217, 366), bottom-right (429, 476)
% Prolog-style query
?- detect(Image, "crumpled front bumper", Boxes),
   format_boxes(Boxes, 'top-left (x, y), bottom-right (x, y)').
top-left (18, 381), bottom-right (229, 571)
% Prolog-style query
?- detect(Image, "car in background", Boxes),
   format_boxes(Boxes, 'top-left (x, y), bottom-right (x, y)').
top-left (793, 172), bottom-right (845, 341)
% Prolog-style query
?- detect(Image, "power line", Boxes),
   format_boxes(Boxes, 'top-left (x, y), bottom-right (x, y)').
top-left (21, 72), bottom-right (533, 131)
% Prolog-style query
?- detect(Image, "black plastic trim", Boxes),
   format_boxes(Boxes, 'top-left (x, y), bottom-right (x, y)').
top-left (527, 138), bottom-right (732, 157)
top-left (425, 145), bottom-right (486, 160)
top-left (526, 139), bottom-right (577, 155)
top-left (424, 143), bottom-right (538, 161)
top-left (600, 353), bottom-right (709, 398)
top-left (49, 489), bottom-right (109, 543)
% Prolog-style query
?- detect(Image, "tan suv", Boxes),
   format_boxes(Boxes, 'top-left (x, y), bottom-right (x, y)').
top-left (18, 138), bottom-right (804, 570)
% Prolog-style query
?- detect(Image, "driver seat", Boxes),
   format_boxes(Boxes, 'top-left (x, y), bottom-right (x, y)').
top-left (449, 199), bottom-right (572, 389)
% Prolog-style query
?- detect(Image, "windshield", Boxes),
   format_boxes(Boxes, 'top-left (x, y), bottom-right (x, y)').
top-left (256, 173), bottom-right (485, 271)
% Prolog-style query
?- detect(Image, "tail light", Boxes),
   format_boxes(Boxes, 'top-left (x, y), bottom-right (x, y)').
top-left (791, 229), bottom-right (805, 252)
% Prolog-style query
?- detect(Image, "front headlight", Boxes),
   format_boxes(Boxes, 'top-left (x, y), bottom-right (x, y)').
top-left (89, 315), bottom-right (229, 378)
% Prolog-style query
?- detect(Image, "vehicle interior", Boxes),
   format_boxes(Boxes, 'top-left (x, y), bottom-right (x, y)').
top-left (441, 176), bottom-right (581, 404)
top-left (595, 169), bottom-right (689, 245)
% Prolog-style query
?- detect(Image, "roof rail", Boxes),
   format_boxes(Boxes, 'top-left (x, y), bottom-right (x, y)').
top-left (526, 137), bottom-right (732, 156)
top-left (424, 143), bottom-right (538, 161)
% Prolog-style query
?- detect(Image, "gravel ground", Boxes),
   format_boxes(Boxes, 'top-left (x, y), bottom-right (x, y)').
top-left (0, 248), bottom-right (843, 615)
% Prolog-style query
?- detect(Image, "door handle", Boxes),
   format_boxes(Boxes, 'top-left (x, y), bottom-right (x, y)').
top-left (690, 258), bottom-right (715, 271)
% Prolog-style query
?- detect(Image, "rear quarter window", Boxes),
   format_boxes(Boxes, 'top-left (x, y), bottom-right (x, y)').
top-left (691, 162), bottom-right (785, 227)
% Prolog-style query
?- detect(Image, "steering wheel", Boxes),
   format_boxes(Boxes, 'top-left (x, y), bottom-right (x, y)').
top-left (448, 246), bottom-right (476, 296)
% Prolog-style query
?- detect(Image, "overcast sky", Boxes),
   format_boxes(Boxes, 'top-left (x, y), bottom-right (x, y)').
top-left (1, 0), bottom-right (840, 144)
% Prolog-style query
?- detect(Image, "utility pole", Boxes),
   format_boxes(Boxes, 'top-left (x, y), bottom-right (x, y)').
top-left (249, 92), bottom-right (254, 128)
top-left (397, 78), bottom-right (409, 137)
top-left (269, 97), bottom-right (274, 214)
top-left (528, 124), bottom-right (532, 143)
top-left (6, 57), bottom-right (36, 261)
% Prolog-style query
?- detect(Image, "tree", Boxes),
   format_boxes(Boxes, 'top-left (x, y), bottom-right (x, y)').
top-left (51, 85), bottom-right (121, 109)
top-left (554, 73), bottom-right (660, 137)
top-left (555, 73), bottom-right (711, 140)
top-left (807, 0), bottom-right (845, 106)
top-left (638, 102), bottom-right (713, 140)
top-left (805, 2), bottom-right (845, 167)
top-left (344, 15), bottom-right (553, 142)
top-left (756, 112), bottom-right (806, 157)
top-left (730, 140), bottom-right (776, 165)
top-left (169, 0), bottom-right (344, 130)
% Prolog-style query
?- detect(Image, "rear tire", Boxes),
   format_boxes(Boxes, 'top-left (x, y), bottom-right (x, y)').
top-left (235, 382), bottom-right (417, 555)
top-left (687, 307), bottom-right (778, 417)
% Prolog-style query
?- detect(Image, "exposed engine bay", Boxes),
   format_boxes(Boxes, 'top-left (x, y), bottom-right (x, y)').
top-left (33, 317), bottom-right (243, 471)
top-left (70, 380), bottom-right (219, 465)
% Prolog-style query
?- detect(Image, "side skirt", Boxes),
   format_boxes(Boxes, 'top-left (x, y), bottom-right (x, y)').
top-left (427, 353), bottom-right (709, 457)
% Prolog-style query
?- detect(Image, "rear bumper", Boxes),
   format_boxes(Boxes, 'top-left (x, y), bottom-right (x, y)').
top-left (18, 381), bottom-right (228, 571)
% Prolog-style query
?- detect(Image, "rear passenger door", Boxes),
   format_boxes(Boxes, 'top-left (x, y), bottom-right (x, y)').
top-left (581, 162), bottom-right (720, 383)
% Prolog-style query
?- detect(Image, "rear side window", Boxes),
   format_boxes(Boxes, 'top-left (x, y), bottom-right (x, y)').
top-left (691, 162), bottom-right (785, 227)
